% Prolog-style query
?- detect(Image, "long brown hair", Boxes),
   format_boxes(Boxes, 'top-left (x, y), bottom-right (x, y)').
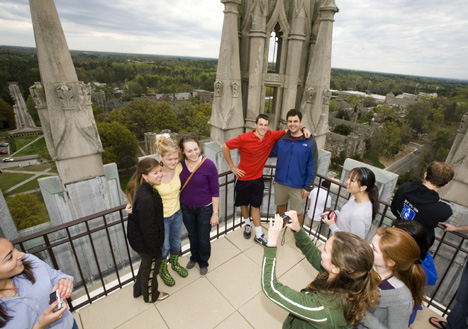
top-left (178, 134), bottom-right (200, 161)
top-left (376, 227), bottom-right (426, 309)
top-left (349, 167), bottom-right (379, 219)
top-left (307, 232), bottom-right (381, 326)
top-left (125, 158), bottom-right (162, 205)
top-left (0, 259), bottom-right (35, 328)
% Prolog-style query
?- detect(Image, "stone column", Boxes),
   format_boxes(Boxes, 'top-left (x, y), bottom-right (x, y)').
top-left (0, 191), bottom-right (18, 240)
top-left (245, 1), bottom-right (268, 129)
top-left (440, 113), bottom-right (468, 207)
top-left (29, 0), bottom-right (104, 185)
top-left (26, 0), bottom-right (128, 285)
top-left (299, 0), bottom-right (338, 149)
top-left (280, 0), bottom-right (308, 122)
top-left (209, 0), bottom-right (245, 145)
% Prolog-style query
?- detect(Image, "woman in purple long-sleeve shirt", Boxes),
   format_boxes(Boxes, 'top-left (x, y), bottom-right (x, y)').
top-left (178, 135), bottom-right (220, 276)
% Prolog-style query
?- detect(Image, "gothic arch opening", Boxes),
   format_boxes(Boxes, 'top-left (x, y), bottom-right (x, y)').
top-left (267, 22), bottom-right (283, 73)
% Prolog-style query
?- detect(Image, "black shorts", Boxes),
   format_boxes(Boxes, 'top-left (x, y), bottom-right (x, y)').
top-left (234, 177), bottom-right (264, 208)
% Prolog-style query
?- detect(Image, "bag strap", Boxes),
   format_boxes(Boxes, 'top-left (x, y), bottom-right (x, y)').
top-left (180, 157), bottom-right (207, 193)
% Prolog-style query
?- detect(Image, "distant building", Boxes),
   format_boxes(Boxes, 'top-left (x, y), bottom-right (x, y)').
top-left (196, 90), bottom-right (214, 104)
top-left (331, 90), bottom-right (386, 104)
top-left (91, 90), bottom-right (106, 108)
top-left (385, 92), bottom-right (418, 108)
top-left (326, 117), bottom-right (377, 159)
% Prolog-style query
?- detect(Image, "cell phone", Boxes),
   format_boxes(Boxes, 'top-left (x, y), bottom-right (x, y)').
top-left (49, 291), bottom-right (63, 312)
top-left (321, 211), bottom-right (337, 222)
top-left (282, 214), bottom-right (291, 226)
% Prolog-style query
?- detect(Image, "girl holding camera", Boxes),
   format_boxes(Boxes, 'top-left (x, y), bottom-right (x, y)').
top-left (262, 211), bottom-right (380, 328)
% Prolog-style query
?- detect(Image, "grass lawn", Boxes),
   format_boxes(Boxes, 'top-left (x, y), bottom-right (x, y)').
top-left (4, 175), bottom-right (49, 196)
top-left (14, 136), bottom-right (47, 156)
top-left (120, 174), bottom-right (132, 193)
top-left (14, 135), bottom-right (42, 149)
top-left (364, 152), bottom-right (385, 169)
top-left (0, 173), bottom-right (34, 193)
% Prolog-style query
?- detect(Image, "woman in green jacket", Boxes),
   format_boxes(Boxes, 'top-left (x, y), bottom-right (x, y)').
top-left (262, 211), bottom-right (380, 328)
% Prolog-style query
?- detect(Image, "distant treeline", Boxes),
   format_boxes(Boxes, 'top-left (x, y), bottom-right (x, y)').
top-left (1, 45), bottom-right (468, 104)
top-left (330, 68), bottom-right (468, 98)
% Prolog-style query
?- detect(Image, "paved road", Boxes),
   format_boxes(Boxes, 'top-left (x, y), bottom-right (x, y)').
top-left (0, 155), bottom-right (40, 169)
top-left (8, 83), bottom-right (42, 134)
top-left (9, 83), bottom-right (36, 129)
top-left (385, 142), bottom-right (428, 174)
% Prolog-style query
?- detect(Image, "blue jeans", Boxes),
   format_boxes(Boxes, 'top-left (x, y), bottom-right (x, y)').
top-left (447, 263), bottom-right (468, 329)
top-left (182, 204), bottom-right (212, 268)
top-left (161, 210), bottom-right (183, 260)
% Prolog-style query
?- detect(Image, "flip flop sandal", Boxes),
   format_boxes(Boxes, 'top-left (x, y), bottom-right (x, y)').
top-left (429, 316), bottom-right (447, 329)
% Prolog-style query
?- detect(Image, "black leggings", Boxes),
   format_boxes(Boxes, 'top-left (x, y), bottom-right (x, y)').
top-left (134, 253), bottom-right (161, 303)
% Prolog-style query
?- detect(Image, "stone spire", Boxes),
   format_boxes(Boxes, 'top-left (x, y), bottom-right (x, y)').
top-left (279, 0), bottom-right (309, 124)
top-left (440, 112), bottom-right (468, 207)
top-left (210, 0), bottom-right (338, 145)
top-left (28, 0), bottom-right (104, 185)
top-left (245, 1), bottom-right (268, 128)
top-left (209, 0), bottom-right (245, 145)
top-left (299, 0), bottom-right (338, 149)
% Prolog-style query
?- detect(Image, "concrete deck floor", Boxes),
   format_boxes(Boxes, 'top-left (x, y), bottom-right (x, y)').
top-left (72, 226), bottom-right (443, 329)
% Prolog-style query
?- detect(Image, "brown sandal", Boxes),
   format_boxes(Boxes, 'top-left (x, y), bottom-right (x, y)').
top-left (429, 316), bottom-right (447, 329)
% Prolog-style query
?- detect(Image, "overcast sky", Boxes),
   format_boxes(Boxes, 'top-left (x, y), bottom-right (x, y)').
top-left (1, 0), bottom-right (467, 80)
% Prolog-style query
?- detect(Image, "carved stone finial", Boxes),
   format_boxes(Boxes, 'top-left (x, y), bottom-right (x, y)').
top-left (79, 82), bottom-right (92, 106)
top-left (322, 89), bottom-right (331, 106)
top-left (231, 81), bottom-right (239, 98)
top-left (214, 81), bottom-right (224, 97)
top-left (29, 82), bottom-right (47, 109)
top-left (306, 87), bottom-right (316, 103)
top-left (56, 83), bottom-right (75, 110)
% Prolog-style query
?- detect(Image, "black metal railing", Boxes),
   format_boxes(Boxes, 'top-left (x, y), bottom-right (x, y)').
top-left (11, 169), bottom-right (467, 317)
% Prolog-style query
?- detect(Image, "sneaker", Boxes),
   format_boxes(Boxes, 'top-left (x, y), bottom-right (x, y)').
top-left (243, 224), bottom-right (252, 239)
top-left (200, 267), bottom-right (208, 276)
top-left (186, 260), bottom-right (196, 270)
top-left (254, 234), bottom-right (267, 246)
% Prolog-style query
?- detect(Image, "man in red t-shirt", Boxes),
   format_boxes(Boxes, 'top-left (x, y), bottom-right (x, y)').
top-left (222, 114), bottom-right (286, 246)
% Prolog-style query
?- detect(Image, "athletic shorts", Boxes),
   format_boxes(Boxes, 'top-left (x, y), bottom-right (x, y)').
top-left (274, 181), bottom-right (306, 214)
top-left (234, 177), bottom-right (264, 208)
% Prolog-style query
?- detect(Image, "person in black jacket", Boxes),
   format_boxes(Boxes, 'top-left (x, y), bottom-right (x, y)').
top-left (125, 158), bottom-right (169, 303)
top-left (391, 161), bottom-right (454, 247)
